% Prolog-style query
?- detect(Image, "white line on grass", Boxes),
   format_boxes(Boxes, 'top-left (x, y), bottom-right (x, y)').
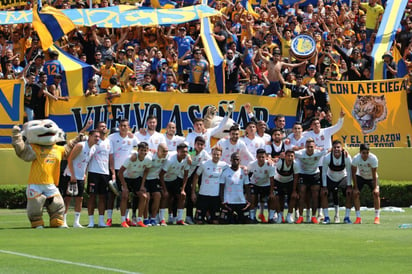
top-left (0, 250), bottom-right (140, 274)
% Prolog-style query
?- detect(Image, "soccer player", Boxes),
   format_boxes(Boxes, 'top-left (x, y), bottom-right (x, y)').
top-left (142, 143), bottom-right (169, 226)
top-left (62, 130), bottom-right (100, 227)
top-left (135, 115), bottom-right (166, 153)
top-left (159, 143), bottom-right (190, 225)
top-left (164, 122), bottom-right (185, 152)
top-left (219, 152), bottom-right (251, 224)
top-left (86, 121), bottom-right (114, 228)
top-left (351, 144), bottom-right (381, 224)
top-left (247, 149), bottom-right (276, 223)
top-left (285, 122), bottom-right (306, 151)
top-left (320, 140), bottom-right (353, 224)
top-left (118, 142), bottom-right (151, 228)
top-left (185, 136), bottom-right (211, 224)
top-left (265, 128), bottom-right (286, 162)
top-left (295, 138), bottom-right (327, 224)
top-left (272, 150), bottom-right (300, 224)
top-left (106, 119), bottom-right (139, 227)
top-left (217, 125), bottom-right (254, 166)
top-left (191, 146), bottom-right (228, 224)
top-left (241, 121), bottom-right (266, 157)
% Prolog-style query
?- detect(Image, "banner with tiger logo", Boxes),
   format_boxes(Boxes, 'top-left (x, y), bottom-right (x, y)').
top-left (328, 78), bottom-right (412, 148)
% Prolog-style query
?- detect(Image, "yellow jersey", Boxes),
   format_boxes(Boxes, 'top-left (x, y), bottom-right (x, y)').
top-left (28, 144), bottom-right (65, 186)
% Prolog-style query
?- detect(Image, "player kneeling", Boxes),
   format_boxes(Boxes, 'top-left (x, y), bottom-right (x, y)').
top-left (219, 152), bottom-right (251, 224)
top-left (271, 150), bottom-right (300, 224)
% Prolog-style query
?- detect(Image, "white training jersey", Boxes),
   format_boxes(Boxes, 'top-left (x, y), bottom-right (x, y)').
top-left (188, 149), bottom-right (211, 177)
top-left (303, 118), bottom-right (344, 151)
top-left (220, 167), bottom-right (249, 204)
top-left (88, 138), bottom-right (113, 175)
top-left (351, 152), bottom-right (379, 180)
top-left (241, 135), bottom-right (265, 157)
top-left (274, 159), bottom-right (300, 183)
top-left (122, 153), bottom-right (152, 179)
top-left (165, 134), bottom-right (185, 151)
top-left (285, 133), bottom-right (306, 151)
top-left (322, 152), bottom-right (352, 187)
top-left (217, 138), bottom-right (255, 166)
top-left (247, 160), bottom-right (275, 187)
top-left (197, 160), bottom-right (229, 196)
top-left (295, 149), bottom-right (326, 175)
top-left (135, 131), bottom-right (166, 152)
top-left (146, 153), bottom-right (168, 180)
top-left (108, 132), bottom-right (139, 170)
top-left (162, 153), bottom-right (190, 182)
top-left (257, 133), bottom-right (271, 144)
top-left (64, 141), bottom-right (96, 180)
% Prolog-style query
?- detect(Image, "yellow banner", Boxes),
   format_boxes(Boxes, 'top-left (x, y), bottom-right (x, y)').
top-left (328, 78), bottom-right (412, 147)
top-left (48, 93), bottom-right (298, 142)
top-left (0, 0), bottom-right (27, 9)
top-left (0, 79), bottom-right (24, 126)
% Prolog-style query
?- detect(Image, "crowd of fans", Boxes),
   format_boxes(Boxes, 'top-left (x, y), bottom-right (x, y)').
top-left (1, 0), bottom-right (412, 122)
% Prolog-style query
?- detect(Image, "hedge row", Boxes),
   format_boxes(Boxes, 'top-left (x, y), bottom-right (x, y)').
top-left (1, 184), bottom-right (411, 209)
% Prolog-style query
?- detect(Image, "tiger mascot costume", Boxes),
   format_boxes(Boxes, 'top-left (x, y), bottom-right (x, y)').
top-left (12, 119), bottom-right (84, 228)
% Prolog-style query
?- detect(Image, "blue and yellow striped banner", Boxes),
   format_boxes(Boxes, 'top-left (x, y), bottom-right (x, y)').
top-left (371, 0), bottom-right (408, 80)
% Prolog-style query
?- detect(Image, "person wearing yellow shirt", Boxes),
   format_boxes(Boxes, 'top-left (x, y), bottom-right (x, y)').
top-left (106, 77), bottom-right (121, 119)
top-left (359, 0), bottom-right (384, 41)
top-left (303, 64), bottom-right (318, 87)
top-left (125, 75), bottom-right (143, 92)
top-left (100, 56), bottom-right (117, 92)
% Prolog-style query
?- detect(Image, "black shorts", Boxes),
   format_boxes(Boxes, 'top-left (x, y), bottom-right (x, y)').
top-left (326, 176), bottom-right (347, 196)
top-left (250, 185), bottom-right (271, 198)
top-left (274, 180), bottom-right (293, 197)
top-left (60, 176), bottom-right (85, 198)
top-left (125, 177), bottom-right (143, 194)
top-left (357, 175), bottom-right (379, 192)
top-left (196, 195), bottom-right (221, 221)
top-left (165, 178), bottom-right (183, 196)
top-left (87, 172), bottom-right (109, 195)
top-left (299, 173), bottom-right (321, 186)
top-left (145, 178), bottom-right (161, 193)
top-left (221, 203), bottom-right (250, 224)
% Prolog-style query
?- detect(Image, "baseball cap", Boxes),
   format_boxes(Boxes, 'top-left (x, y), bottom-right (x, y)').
top-left (308, 64), bottom-right (316, 70)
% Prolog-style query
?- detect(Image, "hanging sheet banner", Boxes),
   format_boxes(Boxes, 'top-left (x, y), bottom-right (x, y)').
top-left (0, 0), bottom-right (28, 9)
top-left (0, 79), bottom-right (24, 126)
top-left (328, 78), bottom-right (412, 147)
top-left (45, 93), bottom-right (297, 143)
top-left (0, 5), bottom-right (220, 27)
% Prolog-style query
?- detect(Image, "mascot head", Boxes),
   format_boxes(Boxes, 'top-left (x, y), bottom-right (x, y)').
top-left (22, 119), bottom-right (65, 146)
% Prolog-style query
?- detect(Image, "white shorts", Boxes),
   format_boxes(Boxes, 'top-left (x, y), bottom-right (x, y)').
top-left (26, 184), bottom-right (60, 200)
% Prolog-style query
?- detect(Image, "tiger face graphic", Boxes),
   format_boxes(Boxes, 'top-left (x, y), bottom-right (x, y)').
top-left (352, 95), bottom-right (387, 134)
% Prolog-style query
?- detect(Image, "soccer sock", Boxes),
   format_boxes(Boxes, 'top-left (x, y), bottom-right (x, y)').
top-left (159, 209), bottom-right (166, 221)
top-left (259, 203), bottom-right (264, 215)
top-left (318, 208), bottom-right (323, 216)
top-left (356, 211), bottom-right (361, 218)
top-left (121, 216), bottom-right (126, 223)
top-left (107, 209), bottom-right (113, 219)
top-left (269, 210), bottom-right (275, 220)
top-left (74, 212), bottom-right (81, 224)
top-left (306, 209), bottom-right (310, 219)
top-left (286, 213), bottom-right (292, 220)
top-left (168, 213), bottom-right (174, 221)
top-left (323, 208), bottom-right (329, 218)
top-left (63, 214), bottom-right (67, 225)
top-left (249, 209), bottom-right (256, 220)
top-left (375, 209), bottom-right (380, 218)
top-left (278, 212), bottom-right (283, 219)
top-left (334, 205), bottom-right (339, 216)
top-left (177, 209), bottom-right (184, 221)
top-left (125, 209), bottom-right (130, 219)
top-left (88, 215), bottom-right (94, 225)
top-left (98, 215), bottom-right (105, 225)
top-left (137, 217), bottom-right (143, 222)
top-left (345, 208), bottom-right (351, 218)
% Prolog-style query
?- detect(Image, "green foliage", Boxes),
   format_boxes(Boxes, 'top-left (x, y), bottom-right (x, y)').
top-left (0, 185), bottom-right (26, 209)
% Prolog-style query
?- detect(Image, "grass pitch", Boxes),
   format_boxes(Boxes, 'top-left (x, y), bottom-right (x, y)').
top-left (0, 208), bottom-right (412, 274)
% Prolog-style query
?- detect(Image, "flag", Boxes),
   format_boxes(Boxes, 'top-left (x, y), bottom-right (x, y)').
top-left (114, 63), bottom-right (134, 87)
top-left (150, 0), bottom-right (176, 8)
top-left (50, 45), bottom-right (94, 97)
top-left (241, 0), bottom-right (259, 19)
top-left (32, 0), bottom-right (75, 50)
top-left (393, 46), bottom-right (408, 78)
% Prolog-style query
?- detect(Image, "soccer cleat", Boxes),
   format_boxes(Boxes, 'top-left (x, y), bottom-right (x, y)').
top-left (98, 223), bottom-right (108, 228)
top-left (322, 216), bottom-right (331, 224)
top-left (250, 218), bottom-right (259, 224)
top-left (282, 216), bottom-right (285, 223)
top-left (354, 217), bottom-right (362, 224)
top-left (276, 216), bottom-right (282, 224)
top-left (126, 218), bottom-right (132, 226)
top-left (258, 213), bottom-right (267, 223)
top-left (87, 223), bottom-right (95, 228)
top-left (121, 221), bottom-right (129, 228)
top-left (311, 217), bottom-right (319, 224)
top-left (334, 215), bottom-right (340, 223)
top-left (143, 219), bottom-right (151, 226)
top-left (167, 217), bottom-right (174, 225)
top-left (73, 223), bottom-right (84, 228)
top-left (72, 183), bottom-right (79, 196)
top-left (149, 219), bottom-right (158, 226)
top-left (268, 219), bottom-right (276, 224)
top-left (296, 216), bottom-right (304, 224)
top-left (106, 218), bottom-right (112, 227)
top-left (160, 220), bottom-right (167, 226)
top-left (129, 219), bottom-right (137, 227)
top-left (286, 215), bottom-right (294, 224)
top-left (176, 220), bottom-right (188, 225)
top-left (374, 217), bottom-right (380, 224)
top-left (185, 216), bottom-right (195, 225)
top-left (317, 214), bottom-right (324, 223)
top-left (137, 221), bottom-right (148, 227)
top-left (343, 217), bottom-right (352, 224)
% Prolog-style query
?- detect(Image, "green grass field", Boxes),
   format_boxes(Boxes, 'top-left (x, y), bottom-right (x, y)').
top-left (1, 208), bottom-right (412, 274)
